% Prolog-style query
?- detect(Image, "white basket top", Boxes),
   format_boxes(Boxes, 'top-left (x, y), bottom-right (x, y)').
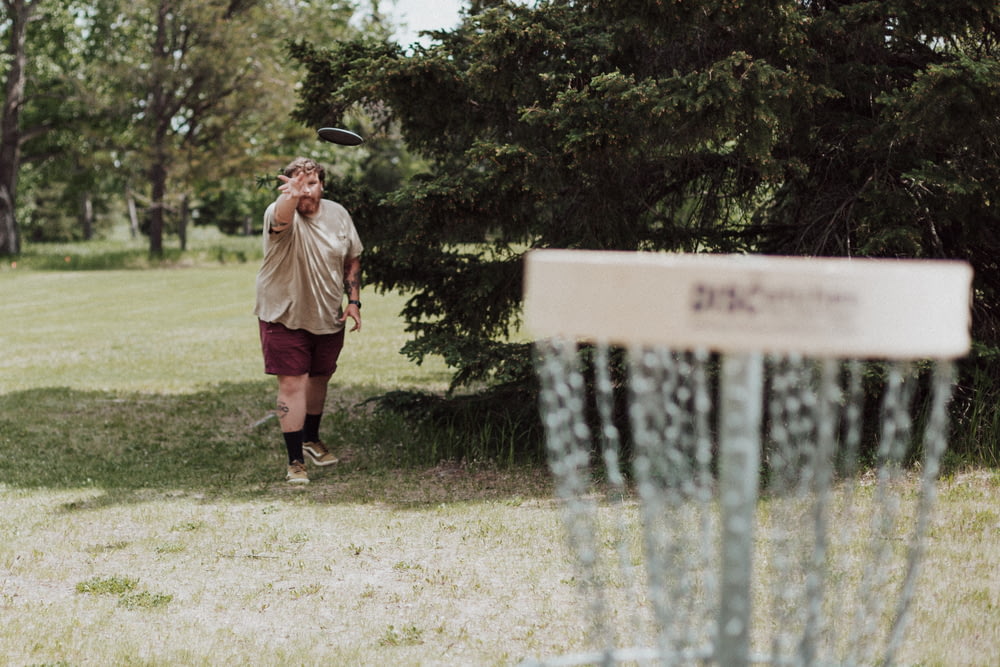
top-left (524, 250), bottom-right (973, 359)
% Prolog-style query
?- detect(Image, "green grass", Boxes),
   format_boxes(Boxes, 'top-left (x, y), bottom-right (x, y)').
top-left (76, 575), bottom-right (139, 595)
top-left (1, 237), bottom-right (997, 666)
top-left (1, 247), bottom-right (451, 395)
top-left (3, 227), bottom-right (544, 468)
top-left (1, 239), bottom-right (573, 664)
top-left (6, 224), bottom-right (264, 271)
top-left (0, 254), bottom-right (480, 494)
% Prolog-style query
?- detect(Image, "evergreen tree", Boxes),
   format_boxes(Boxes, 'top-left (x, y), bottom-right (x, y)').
top-left (289, 0), bottom-right (1000, 391)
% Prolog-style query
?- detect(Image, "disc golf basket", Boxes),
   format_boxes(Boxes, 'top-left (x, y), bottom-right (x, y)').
top-left (521, 251), bottom-right (972, 667)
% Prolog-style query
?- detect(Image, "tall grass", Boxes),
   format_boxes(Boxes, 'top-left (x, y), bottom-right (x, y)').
top-left (951, 356), bottom-right (1000, 467)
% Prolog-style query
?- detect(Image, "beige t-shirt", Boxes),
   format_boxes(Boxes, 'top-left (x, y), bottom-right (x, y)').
top-left (254, 199), bottom-right (363, 334)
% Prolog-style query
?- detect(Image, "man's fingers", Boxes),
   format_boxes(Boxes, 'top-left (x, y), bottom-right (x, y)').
top-left (339, 311), bottom-right (362, 332)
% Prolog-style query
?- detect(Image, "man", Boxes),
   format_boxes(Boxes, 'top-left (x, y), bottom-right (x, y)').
top-left (255, 157), bottom-right (363, 484)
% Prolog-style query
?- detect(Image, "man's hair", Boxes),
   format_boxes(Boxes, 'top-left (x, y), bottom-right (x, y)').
top-left (283, 157), bottom-right (325, 185)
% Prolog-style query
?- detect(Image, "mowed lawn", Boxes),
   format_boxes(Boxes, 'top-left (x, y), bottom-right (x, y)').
top-left (1, 261), bottom-right (998, 666)
top-left (0, 262), bottom-right (452, 394)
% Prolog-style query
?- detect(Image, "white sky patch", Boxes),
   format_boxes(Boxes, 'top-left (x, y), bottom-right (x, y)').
top-left (383, 0), bottom-right (465, 47)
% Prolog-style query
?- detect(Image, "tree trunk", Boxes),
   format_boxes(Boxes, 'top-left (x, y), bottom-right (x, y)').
top-left (80, 192), bottom-right (94, 240)
top-left (149, 160), bottom-right (166, 256)
top-left (0, 180), bottom-right (18, 256)
top-left (179, 193), bottom-right (189, 251)
top-left (147, 0), bottom-right (171, 258)
top-left (127, 188), bottom-right (140, 238)
top-left (0, 0), bottom-right (33, 256)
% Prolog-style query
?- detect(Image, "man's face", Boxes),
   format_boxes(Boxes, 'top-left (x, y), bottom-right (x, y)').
top-left (295, 170), bottom-right (323, 216)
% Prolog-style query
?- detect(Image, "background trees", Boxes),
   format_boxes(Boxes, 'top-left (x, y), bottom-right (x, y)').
top-left (289, 0), bottom-right (1000, 397)
top-left (1, 0), bottom-right (370, 253)
top-left (1, 0), bottom-right (56, 254)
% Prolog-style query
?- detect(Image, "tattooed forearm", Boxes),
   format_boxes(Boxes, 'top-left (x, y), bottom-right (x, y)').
top-left (343, 259), bottom-right (361, 297)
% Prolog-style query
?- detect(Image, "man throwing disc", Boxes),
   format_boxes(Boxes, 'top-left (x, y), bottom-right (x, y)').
top-left (255, 157), bottom-right (363, 484)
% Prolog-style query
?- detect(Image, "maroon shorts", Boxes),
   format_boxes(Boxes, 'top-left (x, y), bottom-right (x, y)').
top-left (259, 320), bottom-right (345, 377)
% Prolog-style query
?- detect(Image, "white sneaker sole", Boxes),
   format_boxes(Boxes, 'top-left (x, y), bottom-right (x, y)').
top-left (304, 446), bottom-right (338, 467)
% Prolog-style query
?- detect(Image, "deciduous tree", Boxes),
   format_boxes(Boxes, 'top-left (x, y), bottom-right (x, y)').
top-left (0, 0), bottom-right (36, 255)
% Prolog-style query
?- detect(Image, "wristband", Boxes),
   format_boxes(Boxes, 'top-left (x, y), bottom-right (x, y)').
top-left (348, 299), bottom-right (362, 309)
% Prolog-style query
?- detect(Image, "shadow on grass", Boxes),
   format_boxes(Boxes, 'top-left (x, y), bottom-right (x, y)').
top-left (0, 383), bottom-right (552, 508)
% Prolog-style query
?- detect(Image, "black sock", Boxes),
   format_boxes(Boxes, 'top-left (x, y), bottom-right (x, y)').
top-left (283, 430), bottom-right (304, 464)
top-left (303, 413), bottom-right (323, 443)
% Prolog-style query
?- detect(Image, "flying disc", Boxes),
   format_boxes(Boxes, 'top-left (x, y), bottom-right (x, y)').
top-left (317, 127), bottom-right (364, 146)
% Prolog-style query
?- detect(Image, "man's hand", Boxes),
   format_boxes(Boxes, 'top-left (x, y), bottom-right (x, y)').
top-left (274, 170), bottom-right (321, 224)
top-left (341, 303), bottom-right (361, 332)
top-left (277, 171), bottom-right (309, 199)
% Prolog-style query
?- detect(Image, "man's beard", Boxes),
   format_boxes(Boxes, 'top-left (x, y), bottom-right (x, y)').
top-left (297, 197), bottom-right (320, 216)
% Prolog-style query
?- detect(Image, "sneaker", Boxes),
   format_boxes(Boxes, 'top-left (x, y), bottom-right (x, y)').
top-left (286, 460), bottom-right (309, 484)
top-left (303, 440), bottom-right (339, 466)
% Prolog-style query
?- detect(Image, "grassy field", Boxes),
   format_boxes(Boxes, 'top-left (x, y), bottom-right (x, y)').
top-left (1, 236), bottom-right (998, 665)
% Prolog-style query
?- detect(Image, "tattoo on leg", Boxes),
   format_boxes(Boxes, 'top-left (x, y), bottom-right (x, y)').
top-left (276, 401), bottom-right (290, 420)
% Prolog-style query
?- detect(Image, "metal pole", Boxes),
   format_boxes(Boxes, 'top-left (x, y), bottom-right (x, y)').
top-left (717, 353), bottom-right (764, 666)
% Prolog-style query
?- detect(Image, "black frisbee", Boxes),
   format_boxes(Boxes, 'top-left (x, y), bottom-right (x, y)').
top-left (317, 127), bottom-right (364, 146)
